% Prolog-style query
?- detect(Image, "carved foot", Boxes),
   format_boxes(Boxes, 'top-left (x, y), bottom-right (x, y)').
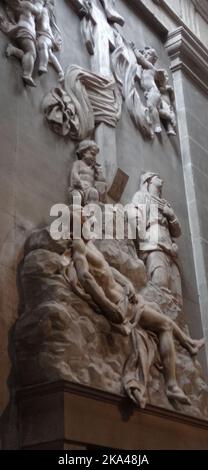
top-left (106, 12), bottom-right (125, 26)
top-left (167, 385), bottom-right (191, 405)
top-left (128, 387), bottom-right (147, 409)
top-left (103, 6), bottom-right (125, 26)
top-left (58, 71), bottom-right (65, 83)
top-left (167, 128), bottom-right (176, 136)
top-left (5, 44), bottom-right (15, 58)
top-left (38, 66), bottom-right (48, 75)
top-left (154, 125), bottom-right (162, 134)
top-left (22, 75), bottom-right (36, 87)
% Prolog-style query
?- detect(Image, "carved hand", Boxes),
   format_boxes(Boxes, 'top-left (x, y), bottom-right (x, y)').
top-left (126, 284), bottom-right (138, 304)
top-left (163, 205), bottom-right (175, 221)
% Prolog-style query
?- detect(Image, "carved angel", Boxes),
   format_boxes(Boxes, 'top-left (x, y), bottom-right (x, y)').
top-left (0, 0), bottom-right (63, 86)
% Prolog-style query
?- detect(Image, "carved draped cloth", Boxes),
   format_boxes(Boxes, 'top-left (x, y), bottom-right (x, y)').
top-left (43, 65), bottom-right (122, 139)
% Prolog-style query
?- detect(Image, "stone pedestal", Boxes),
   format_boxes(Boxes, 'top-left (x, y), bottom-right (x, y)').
top-left (17, 381), bottom-right (208, 450)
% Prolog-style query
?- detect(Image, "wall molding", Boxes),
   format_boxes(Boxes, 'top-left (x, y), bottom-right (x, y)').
top-left (165, 26), bottom-right (208, 95)
top-left (191, 0), bottom-right (208, 23)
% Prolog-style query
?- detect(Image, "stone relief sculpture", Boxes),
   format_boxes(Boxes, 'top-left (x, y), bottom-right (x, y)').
top-left (130, 43), bottom-right (177, 136)
top-left (72, 213), bottom-right (204, 405)
top-left (99, 0), bottom-right (124, 26)
top-left (35, 0), bottom-right (64, 81)
top-left (43, 64), bottom-right (122, 139)
top-left (0, 0), bottom-right (63, 86)
top-left (68, 140), bottom-right (107, 204)
top-left (131, 44), bottom-right (163, 134)
top-left (14, 221), bottom-right (205, 410)
top-left (111, 35), bottom-right (153, 139)
top-left (132, 172), bottom-right (182, 305)
top-left (69, 0), bottom-right (124, 56)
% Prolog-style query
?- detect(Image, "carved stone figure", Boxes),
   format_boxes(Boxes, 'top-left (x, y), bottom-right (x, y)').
top-left (111, 35), bottom-right (153, 139)
top-left (156, 70), bottom-right (177, 136)
top-left (43, 65), bottom-right (122, 140)
top-left (0, 0), bottom-right (40, 86)
top-left (68, 140), bottom-right (106, 204)
top-left (14, 224), bottom-right (206, 410)
top-left (35, 0), bottom-right (64, 81)
top-left (132, 172), bottom-right (182, 304)
top-left (99, 0), bottom-right (124, 26)
top-left (68, 0), bottom-right (123, 71)
top-left (131, 44), bottom-right (163, 134)
top-left (79, 0), bottom-right (96, 55)
top-left (69, 213), bottom-right (205, 405)
top-left (0, 0), bottom-right (63, 86)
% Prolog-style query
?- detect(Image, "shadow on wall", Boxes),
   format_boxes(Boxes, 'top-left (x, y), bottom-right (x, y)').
top-left (0, 261), bottom-right (25, 450)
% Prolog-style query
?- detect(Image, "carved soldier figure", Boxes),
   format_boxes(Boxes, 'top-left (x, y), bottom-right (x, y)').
top-left (132, 172), bottom-right (182, 304)
top-left (71, 211), bottom-right (204, 405)
top-left (68, 140), bottom-right (106, 205)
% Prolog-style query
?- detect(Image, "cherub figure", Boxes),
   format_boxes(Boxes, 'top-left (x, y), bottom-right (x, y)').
top-left (156, 70), bottom-right (177, 136)
top-left (68, 140), bottom-right (106, 206)
top-left (0, 0), bottom-right (42, 86)
top-left (131, 44), bottom-right (163, 134)
top-left (36, 0), bottom-right (64, 81)
top-left (0, 0), bottom-right (63, 85)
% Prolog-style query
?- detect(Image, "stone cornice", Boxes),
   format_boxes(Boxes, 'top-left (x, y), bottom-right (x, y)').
top-left (165, 27), bottom-right (208, 95)
top-left (17, 380), bottom-right (208, 430)
top-left (191, 0), bottom-right (208, 23)
top-left (127, 1), bottom-right (208, 48)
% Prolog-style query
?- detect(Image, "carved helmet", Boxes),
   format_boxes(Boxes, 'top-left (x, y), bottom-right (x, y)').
top-left (140, 172), bottom-right (159, 191)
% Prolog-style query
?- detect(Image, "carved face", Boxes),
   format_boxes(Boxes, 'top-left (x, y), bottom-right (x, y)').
top-left (144, 48), bottom-right (158, 65)
top-left (151, 175), bottom-right (163, 190)
top-left (82, 145), bottom-right (98, 166)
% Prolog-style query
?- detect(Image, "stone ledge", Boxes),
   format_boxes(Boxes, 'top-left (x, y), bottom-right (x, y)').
top-left (165, 27), bottom-right (208, 95)
top-left (17, 381), bottom-right (208, 450)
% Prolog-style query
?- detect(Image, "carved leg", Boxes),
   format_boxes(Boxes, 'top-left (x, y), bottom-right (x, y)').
top-left (5, 44), bottom-right (24, 60)
top-left (146, 89), bottom-right (162, 134)
top-left (139, 305), bottom-right (204, 404)
top-left (17, 38), bottom-right (37, 87)
top-left (49, 51), bottom-right (64, 83)
top-left (146, 252), bottom-right (170, 290)
top-left (159, 108), bottom-right (176, 135)
top-left (37, 38), bottom-right (49, 74)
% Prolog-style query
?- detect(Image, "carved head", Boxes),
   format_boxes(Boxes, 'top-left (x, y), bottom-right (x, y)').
top-left (140, 172), bottom-right (163, 195)
top-left (76, 140), bottom-right (99, 166)
top-left (142, 47), bottom-right (158, 65)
